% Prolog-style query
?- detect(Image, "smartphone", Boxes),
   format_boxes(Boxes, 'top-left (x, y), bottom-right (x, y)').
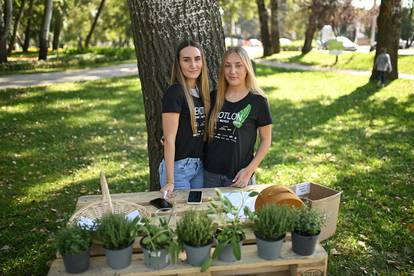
top-left (187, 190), bottom-right (203, 204)
top-left (150, 198), bottom-right (173, 210)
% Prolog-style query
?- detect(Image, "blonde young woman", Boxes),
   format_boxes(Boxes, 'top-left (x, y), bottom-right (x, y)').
top-left (204, 47), bottom-right (272, 188)
top-left (159, 40), bottom-right (210, 196)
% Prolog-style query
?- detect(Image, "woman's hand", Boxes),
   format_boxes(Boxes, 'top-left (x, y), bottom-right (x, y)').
top-left (160, 183), bottom-right (174, 198)
top-left (231, 168), bottom-right (253, 188)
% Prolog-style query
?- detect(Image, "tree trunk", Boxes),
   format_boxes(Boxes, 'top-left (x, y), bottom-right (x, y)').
top-left (84, 0), bottom-right (106, 48)
top-left (256, 0), bottom-right (272, 57)
top-left (52, 8), bottom-right (62, 50)
top-left (22, 0), bottom-right (34, 52)
top-left (302, 14), bottom-right (317, 54)
top-left (0, 0), bottom-right (13, 63)
top-left (127, 0), bottom-right (225, 191)
top-left (370, 0), bottom-right (402, 81)
top-left (38, 0), bottom-right (53, 60)
top-left (270, 0), bottom-right (280, 53)
top-left (8, 0), bottom-right (26, 54)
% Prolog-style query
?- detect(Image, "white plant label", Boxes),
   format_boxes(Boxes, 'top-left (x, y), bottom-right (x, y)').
top-left (295, 182), bottom-right (311, 196)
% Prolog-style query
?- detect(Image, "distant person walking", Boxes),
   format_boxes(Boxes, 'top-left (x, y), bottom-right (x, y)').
top-left (374, 48), bottom-right (392, 87)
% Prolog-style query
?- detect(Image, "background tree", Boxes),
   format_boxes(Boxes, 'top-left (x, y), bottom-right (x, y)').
top-left (22, 0), bottom-right (35, 52)
top-left (370, 0), bottom-right (402, 81)
top-left (270, 0), bottom-right (280, 53)
top-left (38, 0), bottom-right (53, 60)
top-left (302, 0), bottom-right (337, 54)
top-left (256, 0), bottom-right (272, 56)
top-left (52, 0), bottom-right (67, 50)
top-left (401, 4), bottom-right (414, 48)
top-left (8, 0), bottom-right (26, 54)
top-left (84, 0), bottom-right (105, 48)
top-left (127, 0), bottom-right (225, 191)
top-left (0, 0), bottom-right (12, 63)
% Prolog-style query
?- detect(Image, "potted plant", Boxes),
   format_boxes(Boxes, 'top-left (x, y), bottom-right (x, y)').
top-left (55, 224), bottom-right (91, 274)
top-left (248, 203), bottom-right (295, 260)
top-left (96, 213), bottom-right (140, 269)
top-left (292, 206), bottom-right (326, 256)
top-left (201, 189), bottom-right (247, 272)
top-left (176, 210), bottom-right (215, 266)
top-left (139, 217), bottom-right (179, 270)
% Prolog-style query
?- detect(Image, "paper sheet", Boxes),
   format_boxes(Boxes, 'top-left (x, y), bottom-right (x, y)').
top-left (221, 191), bottom-right (257, 220)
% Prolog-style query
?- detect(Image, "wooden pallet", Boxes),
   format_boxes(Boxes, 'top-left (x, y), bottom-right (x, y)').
top-left (48, 242), bottom-right (327, 276)
top-left (49, 186), bottom-right (328, 275)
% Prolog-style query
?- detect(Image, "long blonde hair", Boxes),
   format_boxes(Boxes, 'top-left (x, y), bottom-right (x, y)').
top-left (207, 47), bottom-right (266, 141)
top-left (170, 40), bottom-right (210, 135)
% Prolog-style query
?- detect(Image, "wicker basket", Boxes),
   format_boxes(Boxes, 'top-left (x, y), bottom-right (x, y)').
top-left (69, 171), bottom-right (151, 225)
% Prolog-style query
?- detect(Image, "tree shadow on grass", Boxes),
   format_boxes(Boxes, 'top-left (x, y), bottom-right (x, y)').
top-left (0, 76), bottom-right (151, 274)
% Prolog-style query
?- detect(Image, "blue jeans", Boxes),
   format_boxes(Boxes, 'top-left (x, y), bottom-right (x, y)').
top-left (203, 170), bottom-right (256, 188)
top-left (159, 158), bottom-right (204, 190)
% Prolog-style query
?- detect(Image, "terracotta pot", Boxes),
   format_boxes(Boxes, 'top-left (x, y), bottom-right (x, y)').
top-left (255, 185), bottom-right (304, 210)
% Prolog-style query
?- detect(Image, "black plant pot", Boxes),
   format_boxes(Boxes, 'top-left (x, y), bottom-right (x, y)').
top-left (292, 231), bottom-right (319, 256)
top-left (62, 248), bottom-right (90, 274)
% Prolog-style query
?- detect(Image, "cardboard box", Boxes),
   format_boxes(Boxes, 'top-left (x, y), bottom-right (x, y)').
top-left (290, 182), bottom-right (342, 241)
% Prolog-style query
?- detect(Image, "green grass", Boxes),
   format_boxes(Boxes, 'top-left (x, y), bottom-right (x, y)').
top-left (1, 47), bottom-right (136, 75)
top-left (1, 66), bottom-right (413, 275)
top-left (265, 50), bottom-right (414, 75)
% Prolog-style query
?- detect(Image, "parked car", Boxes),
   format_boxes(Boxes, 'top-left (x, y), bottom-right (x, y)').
top-left (247, 38), bottom-right (262, 47)
top-left (279, 38), bottom-right (292, 46)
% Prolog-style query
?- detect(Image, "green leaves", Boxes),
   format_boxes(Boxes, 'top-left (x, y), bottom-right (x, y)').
top-left (294, 206), bottom-right (326, 236)
top-left (96, 213), bottom-right (140, 250)
top-left (55, 224), bottom-right (91, 254)
top-left (176, 210), bottom-right (215, 247)
top-left (233, 104), bottom-right (251, 129)
top-left (252, 204), bottom-right (295, 241)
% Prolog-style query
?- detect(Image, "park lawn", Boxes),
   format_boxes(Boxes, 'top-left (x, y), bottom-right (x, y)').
top-left (1, 66), bottom-right (413, 275)
top-left (265, 50), bottom-right (414, 75)
top-left (1, 47), bottom-right (136, 75)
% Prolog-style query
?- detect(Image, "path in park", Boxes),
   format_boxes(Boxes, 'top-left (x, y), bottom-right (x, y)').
top-left (1, 60), bottom-right (413, 90)
top-left (0, 63), bottom-right (138, 90)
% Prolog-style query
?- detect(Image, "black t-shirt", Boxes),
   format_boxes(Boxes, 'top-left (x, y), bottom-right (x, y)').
top-left (162, 83), bottom-right (206, 161)
top-left (204, 91), bottom-right (272, 179)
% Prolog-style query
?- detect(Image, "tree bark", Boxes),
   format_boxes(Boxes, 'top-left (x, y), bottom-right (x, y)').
top-left (127, 0), bottom-right (225, 191)
top-left (22, 0), bottom-right (34, 52)
top-left (270, 0), bottom-right (280, 53)
top-left (52, 8), bottom-right (62, 50)
top-left (8, 0), bottom-right (26, 54)
top-left (256, 0), bottom-right (272, 56)
top-left (38, 0), bottom-right (53, 60)
top-left (84, 0), bottom-right (106, 48)
top-left (370, 0), bottom-right (402, 81)
top-left (0, 0), bottom-right (13, 63)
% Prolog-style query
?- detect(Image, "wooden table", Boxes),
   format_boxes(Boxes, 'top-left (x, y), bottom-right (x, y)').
top-left (48, 185), bottom-right (328, 276)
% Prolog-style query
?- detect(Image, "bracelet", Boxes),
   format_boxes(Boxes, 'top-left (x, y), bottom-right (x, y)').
top-left (165, 182), bottom-right (174, 186)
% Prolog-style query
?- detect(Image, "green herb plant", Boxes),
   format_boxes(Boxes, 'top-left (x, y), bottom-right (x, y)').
top-left (96, 213), bottom-right (140, 250)
top-left (56, 224), bottom-right (91, 255)
top-left (139, 216), bottom-right (179, 264)
top-left (294, 206), bottom-right (326, 236)
top-left (201, 189), bottom-right (253, 272)
top-left (249, 203), bottom-right (295, 241)
top-left (176, 210), bottom-right (215, 247)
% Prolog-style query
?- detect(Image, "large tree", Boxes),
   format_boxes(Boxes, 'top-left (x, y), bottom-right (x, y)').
top-left (370, 0), bottom-right (402, 81)
top-left (0, 0), bottom-right (12, 63)
top-left (38, 0), bottom-right (53, 60)
top-left (302, 0), bottom-right (337, 54)
top-left (127, 0), bottom-right (225, 191)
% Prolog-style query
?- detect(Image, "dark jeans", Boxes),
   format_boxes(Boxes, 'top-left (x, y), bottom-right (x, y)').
top-left (203, 170), bottom-right (256, 188)
top-left (377, 70), bottom-right (386, 85)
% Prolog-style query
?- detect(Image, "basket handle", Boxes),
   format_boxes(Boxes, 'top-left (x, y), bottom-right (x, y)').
top-left (100, 171), bottom-right (114, 213)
